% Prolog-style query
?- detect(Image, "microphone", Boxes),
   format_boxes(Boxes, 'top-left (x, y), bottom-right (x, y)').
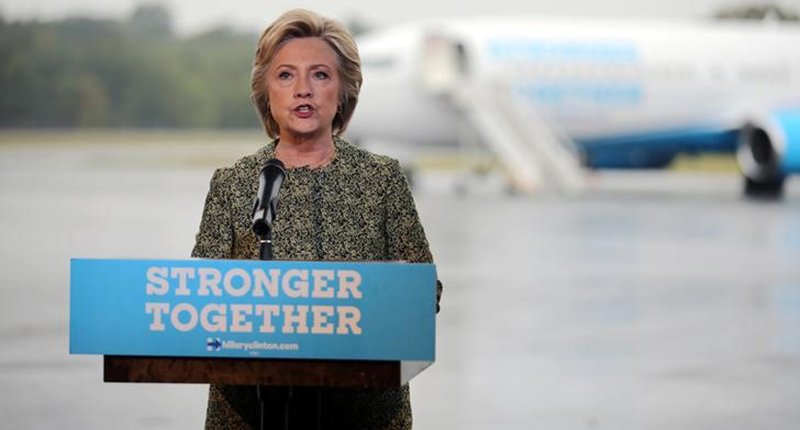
top-left (251, 159), bottom-right (286, 239)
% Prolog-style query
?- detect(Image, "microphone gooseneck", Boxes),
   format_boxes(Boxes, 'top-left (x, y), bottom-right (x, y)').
top-left (251, 158), bottom-right (286, 240)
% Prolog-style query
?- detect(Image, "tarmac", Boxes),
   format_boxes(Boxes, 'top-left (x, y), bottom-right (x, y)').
top-left (1, 139), bottom-right (799, 429)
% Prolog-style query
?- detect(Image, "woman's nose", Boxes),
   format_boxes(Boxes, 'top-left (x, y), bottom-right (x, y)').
top-left (294, 77), bottom-right (313, 98)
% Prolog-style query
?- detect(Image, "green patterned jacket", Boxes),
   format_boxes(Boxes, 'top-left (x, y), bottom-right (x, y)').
top-left (192, 138), bottom-right (439, 429)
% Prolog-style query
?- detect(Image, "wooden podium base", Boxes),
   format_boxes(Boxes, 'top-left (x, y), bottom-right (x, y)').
top-left (104, 356), bottom-right (431, 388)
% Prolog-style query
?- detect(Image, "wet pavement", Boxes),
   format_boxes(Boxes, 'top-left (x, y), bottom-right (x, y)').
top-left (1, 139), bottom-right (799, 429)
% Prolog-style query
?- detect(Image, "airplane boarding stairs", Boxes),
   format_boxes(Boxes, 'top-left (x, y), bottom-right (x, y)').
top-left (449, 82), bottom-right (586, 195)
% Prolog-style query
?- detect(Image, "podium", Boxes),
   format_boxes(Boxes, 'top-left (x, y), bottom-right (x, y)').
top-left (70, 259), bottom-right (436, 388)
top-left (103, 356), bottom-right (431, 388)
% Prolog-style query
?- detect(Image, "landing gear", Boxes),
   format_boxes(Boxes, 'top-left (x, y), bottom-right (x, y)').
top-left (743, 176), bottom-right (784, 200)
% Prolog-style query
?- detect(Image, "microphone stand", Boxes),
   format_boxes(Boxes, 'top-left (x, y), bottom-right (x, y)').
top-left (258, 233), bottom-right (274, 261)
top-left (254, 226), bottom-right (291, 430)
top-left (251, 158), bottom-right (320, 429)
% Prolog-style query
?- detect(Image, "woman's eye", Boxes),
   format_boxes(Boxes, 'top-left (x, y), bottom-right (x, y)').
top-left (314, 71), bottom-right (330, 80)
top-left (278, 71), bottom-right (292, 80)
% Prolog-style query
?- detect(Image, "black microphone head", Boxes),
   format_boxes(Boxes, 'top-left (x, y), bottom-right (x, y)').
top-left (263, 158), bottom-right (286, 173)
top-left (252, 158), bottom-right (286, 238)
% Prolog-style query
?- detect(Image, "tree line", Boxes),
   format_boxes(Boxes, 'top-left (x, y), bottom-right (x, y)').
top-left (0, 5), bottom-right (261, 129)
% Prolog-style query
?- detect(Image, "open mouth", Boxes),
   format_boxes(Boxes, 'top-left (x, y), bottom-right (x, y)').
top-left (295, 104), bottom-right (314, 113)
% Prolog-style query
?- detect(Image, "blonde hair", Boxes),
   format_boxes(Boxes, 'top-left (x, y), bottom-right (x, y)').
top-left (251, 9), bottom-right (362, 138)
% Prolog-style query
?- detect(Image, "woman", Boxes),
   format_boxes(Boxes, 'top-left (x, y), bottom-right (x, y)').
top-left (192, 9), bottom-right (441, 429)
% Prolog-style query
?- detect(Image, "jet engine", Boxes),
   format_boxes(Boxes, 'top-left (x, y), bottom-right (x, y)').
top-left (737, 109), bottom-right (800, 197)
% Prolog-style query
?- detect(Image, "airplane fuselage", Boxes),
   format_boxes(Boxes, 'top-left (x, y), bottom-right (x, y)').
top-left (347, 17), bottom-right (800, 193)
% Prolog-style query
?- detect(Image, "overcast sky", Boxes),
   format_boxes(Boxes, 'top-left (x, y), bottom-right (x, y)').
top-left (0, 0), bottom-right (796, 35)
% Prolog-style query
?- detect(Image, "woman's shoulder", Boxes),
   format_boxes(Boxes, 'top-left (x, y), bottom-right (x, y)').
top-left (336, 138), bottom-right (401, 174)
top-left (203, 142), bottom-right (274, 197)
top-left (213, 142), bottom-right (275, 180)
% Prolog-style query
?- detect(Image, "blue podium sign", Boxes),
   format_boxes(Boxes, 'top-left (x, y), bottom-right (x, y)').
top-left (70, 259), bottom-right (436, 362)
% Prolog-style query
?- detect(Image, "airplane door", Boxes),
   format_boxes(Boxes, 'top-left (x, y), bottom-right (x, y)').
top-left (419, 33), bottom-right (469, 96)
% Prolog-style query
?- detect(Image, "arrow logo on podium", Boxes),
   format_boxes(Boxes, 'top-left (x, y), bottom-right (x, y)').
top-left (206, 337), bottom-right (222, 351)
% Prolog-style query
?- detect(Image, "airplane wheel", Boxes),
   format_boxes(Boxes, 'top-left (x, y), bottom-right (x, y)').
top-left (743, 176), bottom-right (784, 200)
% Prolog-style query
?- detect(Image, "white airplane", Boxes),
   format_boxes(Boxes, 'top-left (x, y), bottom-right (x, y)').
top-left (345, 17), bottom-right (800, 197)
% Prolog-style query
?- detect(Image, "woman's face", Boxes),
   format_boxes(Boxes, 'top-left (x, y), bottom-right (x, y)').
top-left (267, 37), bottom-right (341, 143)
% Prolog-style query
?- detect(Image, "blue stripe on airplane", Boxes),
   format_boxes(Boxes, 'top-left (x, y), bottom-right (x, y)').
top-left (577, 127), bottom-right (739, 169)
